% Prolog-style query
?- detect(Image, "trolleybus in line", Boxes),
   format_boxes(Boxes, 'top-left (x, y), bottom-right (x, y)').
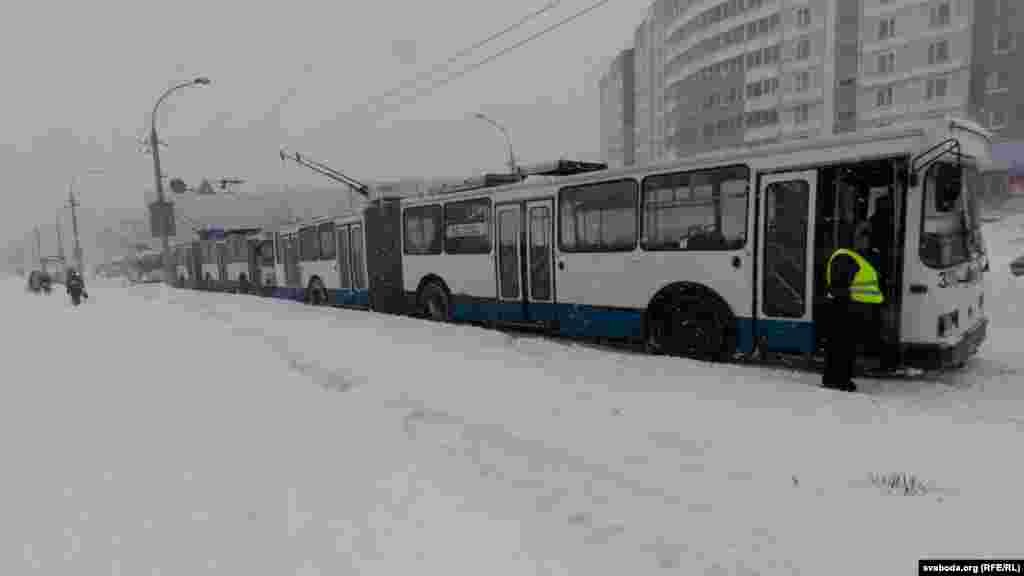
top-left (195, 117), bottom-right (992, 373)
top-left (393, 117), bottom-right (992, 371)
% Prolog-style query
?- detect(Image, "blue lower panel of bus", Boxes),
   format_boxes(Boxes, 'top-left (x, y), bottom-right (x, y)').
top-left (449, 296), bottom-right (813, 356)
top-left (327, 289), bottom-right (370, 308)
top-left (271, 287), bottom-right (306, 302)
top-left (736, 318), bottom-right (815, 355)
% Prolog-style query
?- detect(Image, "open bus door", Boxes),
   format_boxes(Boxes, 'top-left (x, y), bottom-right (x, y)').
top-left (216, 242), bottom-right (228, 289)
top-left (285, 234), bottom-right (301, 290)
top-left (247, 237), bottom-right (260, 291)
top-left (756, 171), bottom-right (819, 356)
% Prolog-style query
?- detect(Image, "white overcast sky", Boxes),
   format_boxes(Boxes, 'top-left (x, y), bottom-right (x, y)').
top-left (1, 0), bottom-right (647, 250)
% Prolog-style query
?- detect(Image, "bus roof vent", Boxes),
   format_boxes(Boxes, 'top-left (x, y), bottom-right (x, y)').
top-left (424, 160), bottom-right (607, 196)
top-left (427, 173), bottom-right (524, 196)
top-left (518, 159), bottom-right (608, 177)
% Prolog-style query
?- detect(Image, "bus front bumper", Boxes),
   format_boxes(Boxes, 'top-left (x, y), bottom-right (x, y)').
top-left (900, 318), bottom-right (988, 371)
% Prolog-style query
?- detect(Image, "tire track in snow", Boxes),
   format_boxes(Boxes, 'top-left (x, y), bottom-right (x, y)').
top-left (399, 406), bottom-right (790, 572)
top-left (185, 300), bottom-right (366, 393)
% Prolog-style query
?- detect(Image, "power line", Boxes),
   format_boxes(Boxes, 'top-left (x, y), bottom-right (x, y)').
top-left (366, 0), bottom-right (613, 116)
top-left (358, 1), bottom-right (562, 113)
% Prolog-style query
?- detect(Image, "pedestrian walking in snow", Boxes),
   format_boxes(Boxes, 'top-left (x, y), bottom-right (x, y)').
top-left (66, 268), bottom-right (88, 306)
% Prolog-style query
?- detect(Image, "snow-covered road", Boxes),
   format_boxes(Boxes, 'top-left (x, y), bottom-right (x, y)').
top-left (2, 215), bottom-right (1022, 574)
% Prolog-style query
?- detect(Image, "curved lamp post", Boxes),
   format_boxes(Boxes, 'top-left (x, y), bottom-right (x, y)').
top-left (149, 76), bottom-right (211, 285)
top-left (472, 112), bottom-right (518, 175)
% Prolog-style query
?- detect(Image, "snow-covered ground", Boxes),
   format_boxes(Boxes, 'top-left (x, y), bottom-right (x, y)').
top-left (2, 215), bottom-right (1022, 575)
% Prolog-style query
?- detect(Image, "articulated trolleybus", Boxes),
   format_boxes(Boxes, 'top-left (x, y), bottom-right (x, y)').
top-left (262, 117), bottom-right (990, 372)
top-left (395, 117), bottom-right (992, 372)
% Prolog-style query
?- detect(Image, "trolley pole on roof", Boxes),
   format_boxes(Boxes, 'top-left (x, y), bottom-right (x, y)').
top-left (278, 148), bottom-right (370, 200)
top-left (471, 112), bottom-right (518, 175)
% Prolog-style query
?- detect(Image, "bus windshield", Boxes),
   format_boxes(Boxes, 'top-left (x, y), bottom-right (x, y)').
top-left (920, 161), bottom-right (985, 269)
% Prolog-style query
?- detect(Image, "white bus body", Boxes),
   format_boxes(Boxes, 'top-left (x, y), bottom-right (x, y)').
top-left (399, 117), bottom-right (992, 370)
top-left (274, 213), bottom-right (370, 306)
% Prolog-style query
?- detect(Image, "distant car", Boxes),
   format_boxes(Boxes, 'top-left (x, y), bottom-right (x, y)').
top-left (1011, 254), bottom-right (1024, 277)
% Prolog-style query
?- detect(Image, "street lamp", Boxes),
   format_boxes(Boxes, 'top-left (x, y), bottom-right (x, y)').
top-left (67, 168), bottom-right (106, 276)
top-left (471, 112), bottom-right (518, 175)
top-left (149, 76), bottom-right (211, 286)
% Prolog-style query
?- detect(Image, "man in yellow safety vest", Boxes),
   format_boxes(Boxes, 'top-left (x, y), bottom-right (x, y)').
top-left (822, 234), bottom-right (885, 392)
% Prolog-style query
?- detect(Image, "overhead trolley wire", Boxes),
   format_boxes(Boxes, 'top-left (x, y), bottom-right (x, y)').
top-left (363, 0), bottom-right (615, 116)
top-left (362, 0), bottom-right (563, 110)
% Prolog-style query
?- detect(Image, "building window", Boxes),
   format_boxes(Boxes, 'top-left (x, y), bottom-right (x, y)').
top-left (641, 165), bottom-right (748, 252)
top-left (986, 70), bottom-right (1009, 93)
top-left (925, 76), bottom-right (948, 100)
top-left (795, 70), bottom-right (811, 92)
top-left (796, 6), bottom-right (811, 27)
top-left (795, 103), bottom-right (811, 125)
top-left (990, 109), bottom-right (1007, 130)
top-left (928, 39), bottom-right (949, 64)
top-left (444, 198), bottom-right (492, 254)
top-left (876, 86), bottom-right (893, 108)
top-left (879, 17), bottom-right (895, 40)
top-left (746, 77), bottom-right (779, 99)
top-left (994, 29), bottom-right (1015, 53)
top-left (726, 86), bottom-right (740, 105)
top-left (745, 108), bottom-right (779, 128)
top-left (877, 52), bottom-right (895, 74)
top-left (403, 204), bottom-right (443, 255)
top-left (559, 179), bottom-right (638, 252)
top-left (930, 2), bottom-right (950, 27)
top-left (796, 37), bottom-right (811, 60)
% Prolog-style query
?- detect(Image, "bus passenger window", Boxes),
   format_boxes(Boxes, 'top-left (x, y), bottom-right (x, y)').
top-left (641, 165), bottom-right (749, 251)
top-left (403, 205), bottom-right (443, 255)
top-left (300, 226), bottom-right (319, 261)
top-left (444, 198), bottom-right (491, 254)
top-left (559, 179), bottom-right (638, 252)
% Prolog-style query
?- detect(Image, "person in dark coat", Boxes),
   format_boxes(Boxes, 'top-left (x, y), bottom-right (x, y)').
top-left (821, 230), bottom-right (886, 392)
top-left (66, 268), bottom-right (88, 306)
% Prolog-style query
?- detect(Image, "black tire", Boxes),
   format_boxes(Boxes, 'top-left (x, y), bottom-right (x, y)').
top-left (307, 278), bottom-right (327, 306)
top-left (238, 274), bottom-right (250, 295)
top-left (646, 287), bottom-right (735, 362)
top-left (419, 281), bottom-right (451, 322)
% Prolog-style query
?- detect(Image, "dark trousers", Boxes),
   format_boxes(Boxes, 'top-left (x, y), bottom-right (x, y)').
top-left (822, 299), bottom-right (869, 386)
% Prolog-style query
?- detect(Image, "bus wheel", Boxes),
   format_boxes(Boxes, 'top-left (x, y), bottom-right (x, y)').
top-left (647, 288), bottom-right (733, 362)
top-left (308, 278), bottom-right (327, 306)
top-left (420, 281), bottom-right (451, 322)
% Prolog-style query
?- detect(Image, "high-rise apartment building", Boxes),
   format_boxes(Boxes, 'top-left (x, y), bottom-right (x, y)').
top-left (969, 0), bottom-right (1024, 202)
top-left (857, 0), bottom-right (973, 132)
top-left (602, 0), bottom-right (1014, 168)
top-left (598, 48), bottom-right (635, 167)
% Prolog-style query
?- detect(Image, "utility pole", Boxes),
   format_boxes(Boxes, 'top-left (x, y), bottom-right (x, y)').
top-left (34, 226), bottom-right (42, 270)
top-left (68, 185), bottom-right (83, 275)
top-left (149, 76), bottom-right (211, 286)
top-left (56, 211), bottom-right (66, 263)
